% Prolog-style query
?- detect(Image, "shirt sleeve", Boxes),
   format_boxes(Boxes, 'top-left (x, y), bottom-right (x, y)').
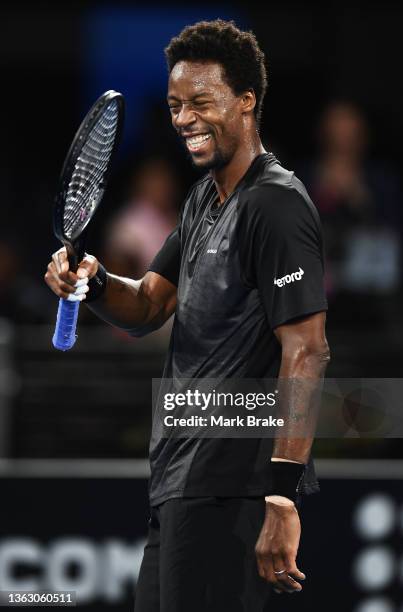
top-left (148, 226), bottom-right (181, 287)
top-left (238, 184), bottom-right (328, 329)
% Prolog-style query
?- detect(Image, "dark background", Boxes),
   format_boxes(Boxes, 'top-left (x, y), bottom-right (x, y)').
top-left (0, 2), bottom-right (402, 610)
top-left (0, 474), bottom-right (401, 611)
top-left (2, 0), bottom-right (403, 297)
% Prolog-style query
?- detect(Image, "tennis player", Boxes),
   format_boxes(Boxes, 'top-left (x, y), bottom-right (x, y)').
top-left (45, 19), bottom-right (330, 612)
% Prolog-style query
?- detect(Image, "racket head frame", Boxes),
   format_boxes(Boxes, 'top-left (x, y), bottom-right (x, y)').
top-left (53, 90), bottom-right (125, 270)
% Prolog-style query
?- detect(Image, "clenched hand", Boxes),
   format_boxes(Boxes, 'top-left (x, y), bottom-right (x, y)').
top-left (44, 247), bottom-right (98, 301)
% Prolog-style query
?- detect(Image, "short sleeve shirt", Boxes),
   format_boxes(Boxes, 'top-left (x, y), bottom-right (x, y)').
top-left (148, 153), bottom-right (327, 506)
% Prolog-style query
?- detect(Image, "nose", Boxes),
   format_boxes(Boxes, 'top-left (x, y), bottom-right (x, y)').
top-left (174, 103), bottom-right (196, 130)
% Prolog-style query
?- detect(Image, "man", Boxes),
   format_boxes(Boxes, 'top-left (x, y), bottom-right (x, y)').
top-left (45, 19), bottom-right (330, 612)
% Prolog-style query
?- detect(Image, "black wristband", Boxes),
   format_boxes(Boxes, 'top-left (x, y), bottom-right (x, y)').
top-left (86, 262), bottom-right (108, 303)
top-left (266, 461), bottom-right (306, 503)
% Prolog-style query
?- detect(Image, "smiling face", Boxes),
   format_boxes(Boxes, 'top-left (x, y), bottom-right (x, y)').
top-left (167, 60), bottom-right (249, 170)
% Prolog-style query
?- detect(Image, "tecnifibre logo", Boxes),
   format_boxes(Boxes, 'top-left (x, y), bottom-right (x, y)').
top-left (274, 267), bottom-right (304, 287)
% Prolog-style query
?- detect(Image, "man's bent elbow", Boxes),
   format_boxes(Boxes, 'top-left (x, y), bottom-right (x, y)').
top-left (282, 339), bottom-right (331, 370)
top-left (124, 315), bottom-right (168, 338)
top-left (306, 340), bottom-right (331, 366)
top-left (315, 340), bottom-right (331, 364)
top-left (125, 324), bottom-right (157, 338)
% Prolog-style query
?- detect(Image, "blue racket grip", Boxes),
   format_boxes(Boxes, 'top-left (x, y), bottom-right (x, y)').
top-left (52, 298), bottom-right (80, 351)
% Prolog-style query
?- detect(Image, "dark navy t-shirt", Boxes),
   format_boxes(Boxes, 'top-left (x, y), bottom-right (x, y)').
top-left (148, 153), bottom-right (328, 506)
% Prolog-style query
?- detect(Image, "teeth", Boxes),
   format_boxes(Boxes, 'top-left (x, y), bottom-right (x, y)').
top-left (187, 134), bottom-right (210, 146)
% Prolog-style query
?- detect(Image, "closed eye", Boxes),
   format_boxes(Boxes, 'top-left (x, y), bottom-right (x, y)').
top-left (168, 100), bottom-right (210, 112)
top-left (193, 101), bottom-right (210, 108)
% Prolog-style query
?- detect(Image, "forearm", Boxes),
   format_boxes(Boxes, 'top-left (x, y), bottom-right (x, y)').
top-left (87, 273), bottom-right (166, 336)
top-left (273, 345), bottom-right (330, 464)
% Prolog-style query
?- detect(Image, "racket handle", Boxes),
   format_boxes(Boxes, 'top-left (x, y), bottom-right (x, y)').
top-left (52, 298), bottom-right (80, 351)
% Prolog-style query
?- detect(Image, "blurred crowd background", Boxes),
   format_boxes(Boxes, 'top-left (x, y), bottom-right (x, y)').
top-left (0, 2), bottom-right (403, 611)
top-left (1, 0), bottom-right (402, 459)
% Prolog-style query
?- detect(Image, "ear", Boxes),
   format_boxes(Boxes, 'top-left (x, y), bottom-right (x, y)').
top-left (240, 89), bottom-right (256, 114)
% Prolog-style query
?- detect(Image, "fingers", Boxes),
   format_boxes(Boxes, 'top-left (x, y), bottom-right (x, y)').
top-left (45, 263), bottom-right (73, 299)
top-left (45, 263), bottom-right (88, 300)
top-left (52, 247), bottom-right (69, 277)
top-left (48, 261), bottom-right (77, 287)
top-left (50, 248), bottom-right (98, 279)
top-left (256, 549), bottom-right (305, 594)
top-left (77, 253), bottom-right (98, 280)
top-left (272, 558), bottom-right (303, 593)
top-left (45, 248), bottom-right (97, 301)
top-left (285, 559), bottom-right (306, 583)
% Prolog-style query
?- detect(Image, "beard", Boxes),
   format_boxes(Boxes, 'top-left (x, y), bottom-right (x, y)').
top-left (182, 136), bottom-right (232, 171)
top-left (190, 148), bottom-right (229, 171)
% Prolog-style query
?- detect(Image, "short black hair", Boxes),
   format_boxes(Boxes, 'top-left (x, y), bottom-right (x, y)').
top-left (165, 19), bottom-right (268, 128)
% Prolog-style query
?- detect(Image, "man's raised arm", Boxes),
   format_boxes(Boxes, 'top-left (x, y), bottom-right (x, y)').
top-left (44, 248), bottom-right (177, 337)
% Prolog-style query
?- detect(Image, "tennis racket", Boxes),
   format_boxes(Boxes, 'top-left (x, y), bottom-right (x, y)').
top-left (52, 90), bottom-right (125, 351)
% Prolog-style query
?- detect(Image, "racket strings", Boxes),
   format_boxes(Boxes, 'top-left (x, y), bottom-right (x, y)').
top-left (63, 101), bottom-right (119, 240)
